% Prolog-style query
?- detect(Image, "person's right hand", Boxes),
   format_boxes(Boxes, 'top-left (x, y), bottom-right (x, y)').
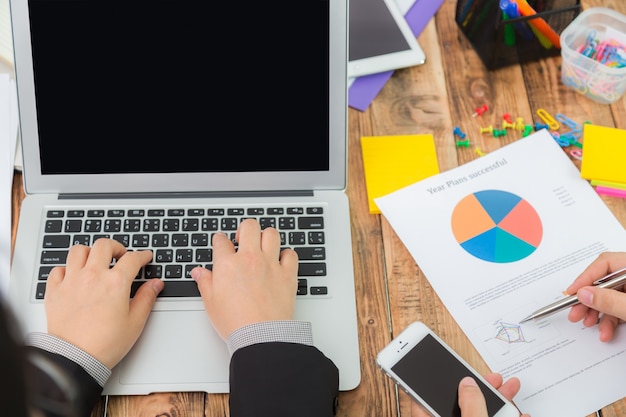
top-left (566, 252), bottom-right (626, 342)
top-left (411, 373), bottom-right (529, 417)
top-left (191, 219), bottom-right (299, 341)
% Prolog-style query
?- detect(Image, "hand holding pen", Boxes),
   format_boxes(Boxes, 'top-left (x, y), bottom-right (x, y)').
top-left (521, 254), bottom-right (626, 343)
top-left (520, 254), bottom-right (626, 342)
top-left (564, 253), bottom-right (626, 342)
top-left (521, 266), bottom-right (626, 321)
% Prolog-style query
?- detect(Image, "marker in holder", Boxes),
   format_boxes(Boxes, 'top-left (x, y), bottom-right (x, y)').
top-left (455, 0), bottom-right (581, 70)
top-left (560, 7), bottom-right (626, 104)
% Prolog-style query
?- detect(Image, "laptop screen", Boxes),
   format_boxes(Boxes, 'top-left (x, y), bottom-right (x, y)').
top-left (27, 0), bottom-right (328, 175)
top-left (13, 0), bottom-right (348, 194)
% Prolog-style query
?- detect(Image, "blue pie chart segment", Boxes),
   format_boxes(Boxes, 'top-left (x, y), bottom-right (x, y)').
top-left (460, 228), bottom-right (538, 263)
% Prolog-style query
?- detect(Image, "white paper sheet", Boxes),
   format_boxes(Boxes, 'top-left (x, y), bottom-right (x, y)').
top-left (0, 73), bottom-right (12, 296)
top-left (376, 129), bottom-right (626, 417)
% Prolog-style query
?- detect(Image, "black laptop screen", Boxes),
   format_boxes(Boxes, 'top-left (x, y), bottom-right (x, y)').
top-left (27, 0), bottom-right (330, 175)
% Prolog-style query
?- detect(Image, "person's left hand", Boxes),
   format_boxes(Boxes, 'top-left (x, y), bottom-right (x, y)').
top-left (411, 373), bottom-right (528, 417)
top-left (566, 252), bottom-right (626, 342)
top-left (44, 239), bottom-right (163, 369)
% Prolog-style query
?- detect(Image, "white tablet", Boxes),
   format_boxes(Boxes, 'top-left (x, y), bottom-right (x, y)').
top-left (348, 0), bottom-right (425, 78)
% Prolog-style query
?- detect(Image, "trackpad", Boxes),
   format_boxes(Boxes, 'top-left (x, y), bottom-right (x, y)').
top-left (118, 310), bottom-right (230, 384)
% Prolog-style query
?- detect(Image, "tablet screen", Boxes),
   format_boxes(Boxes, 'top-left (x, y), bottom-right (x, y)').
top-left (348, 0), bottom-right (425, 77)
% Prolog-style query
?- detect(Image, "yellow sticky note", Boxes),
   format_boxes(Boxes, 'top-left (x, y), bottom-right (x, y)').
top-left (581, 124), bottom-right (626, 184)
top-left (360, 134), bottom-right (439, 214)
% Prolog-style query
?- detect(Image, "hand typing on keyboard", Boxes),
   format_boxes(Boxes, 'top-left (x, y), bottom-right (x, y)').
top-left (191, 218), bottom-right (299, 341)
top-left (24, 218), bottom-right (337, 417)
top-left (43, 239), bottom-right (164, 369)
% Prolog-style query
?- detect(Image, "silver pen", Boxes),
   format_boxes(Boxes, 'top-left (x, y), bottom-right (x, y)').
top-left (520, 266), bottom-right (626, 323)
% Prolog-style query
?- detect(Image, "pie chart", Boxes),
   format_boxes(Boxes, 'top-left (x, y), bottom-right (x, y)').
top-left (451, 190), bottom-right (542, 263)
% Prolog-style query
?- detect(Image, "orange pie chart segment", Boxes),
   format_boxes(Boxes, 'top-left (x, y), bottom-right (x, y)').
top-left (451, 194), bottom-right (497, 243)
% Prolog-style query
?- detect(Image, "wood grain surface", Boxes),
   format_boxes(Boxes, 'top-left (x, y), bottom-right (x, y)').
top-left (10, 1), bottom-right (626, 416)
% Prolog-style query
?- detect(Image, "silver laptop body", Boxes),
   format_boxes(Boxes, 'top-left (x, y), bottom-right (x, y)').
top-left (9, 0), bottom-right (360, 394)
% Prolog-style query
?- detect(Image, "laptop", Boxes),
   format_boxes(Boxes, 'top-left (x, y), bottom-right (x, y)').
top-left (8, 0), bottom-right (361, 395)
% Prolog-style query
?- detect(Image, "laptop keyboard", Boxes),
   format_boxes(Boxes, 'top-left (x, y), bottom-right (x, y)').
top-left (36, 206), bottom-right (328, 300)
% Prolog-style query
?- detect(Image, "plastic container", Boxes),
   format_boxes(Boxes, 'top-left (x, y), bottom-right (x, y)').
top-left (560, 7), bottom-right (626, 104)
top-left (455, 0), bottom-right (581, 70)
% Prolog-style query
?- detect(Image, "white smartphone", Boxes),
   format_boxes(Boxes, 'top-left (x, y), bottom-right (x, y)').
top-left (376, 322), bottom-right (521, 417)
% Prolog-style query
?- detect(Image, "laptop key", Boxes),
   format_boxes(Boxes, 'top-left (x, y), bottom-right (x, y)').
top-left (41, 250), bottom-right (69, 264)
top-left (35, 283), bottom-right (47, 299)
top-left (310, 286), bottom-right (328, 295)
top-left (144, 265), bottom-right (162, 278)
top-left (64, 219), bottom-right (82, 233)
top-left (38, 266), bottom-right (54, 280)
top-left (298, 216), bottom-right (324, 229)
top-left (130, 281), bottom-right (200, 298)
top-left (42, 235), bottom-right (70, 248)
top-left (298, 262), bottom-right (327, 276)
top-left (72, 234), bottom-right (90, 246)
top-left (297, 278), bottom-right (308, 295)
top-left (45, 220), bottom-right (63, 233)
top-left (294, 247), bottom-right (325, 260)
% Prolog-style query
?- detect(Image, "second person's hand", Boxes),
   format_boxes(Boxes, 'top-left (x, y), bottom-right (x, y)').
top-left (566, 252), bottom-right (626, 342)
top-left (411, 373), bottom-right (529, 417)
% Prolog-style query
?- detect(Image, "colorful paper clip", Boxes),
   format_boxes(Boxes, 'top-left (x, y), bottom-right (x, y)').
top-left (555, 113), bottom-right (581, 131)
top-left (536, 108), bottom-right (559, 130)
top-left (570, 149), bottom-right (583, 160)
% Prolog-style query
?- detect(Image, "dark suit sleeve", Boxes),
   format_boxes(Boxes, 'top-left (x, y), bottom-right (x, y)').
top-left (23, 346), bottom-right (103, 417)
top-left (229, 342), bottom-right (339, 417)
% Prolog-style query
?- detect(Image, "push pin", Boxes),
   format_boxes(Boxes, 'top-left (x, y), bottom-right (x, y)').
top-left (493, 128), bottom-right (507, 137)
top-left (502, 113), bottom-right (513, 123)
top-left (514, 117), bottom-right (525, 130)
top-left (534, 122), bottom-right (549, 131)
top-left (472, 104), bottom-right (489, 117)
top-left (455, 139), bottom-right (472, 148)
top-left (479, 125), bottom-right (494, 134)
top-left (502, 120), bottom-right (515, 129)
top-left (522, 125), bottom-right (533, 137)
top-left (453, 126), bottom-right (467, 139)
top-left (475, 147), bottom-right (487, 156)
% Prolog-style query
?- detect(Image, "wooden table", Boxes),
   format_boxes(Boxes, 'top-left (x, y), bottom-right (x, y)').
top-left (11, 0), bottom-right (626, 415)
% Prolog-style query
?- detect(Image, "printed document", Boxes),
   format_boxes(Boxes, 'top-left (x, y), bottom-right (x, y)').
top-left (376, 129), bottom-right (626, 417)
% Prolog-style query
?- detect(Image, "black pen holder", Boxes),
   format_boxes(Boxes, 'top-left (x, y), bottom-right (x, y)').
top-left (455, 0), bottom-right (581, 70)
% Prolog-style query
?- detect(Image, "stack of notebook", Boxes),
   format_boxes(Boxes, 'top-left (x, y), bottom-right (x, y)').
top-left (580, 124), bottom-right (626, 199)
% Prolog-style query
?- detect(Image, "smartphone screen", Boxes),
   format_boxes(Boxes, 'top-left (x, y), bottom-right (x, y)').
top-left (391, 333), bottom-right (506, 417)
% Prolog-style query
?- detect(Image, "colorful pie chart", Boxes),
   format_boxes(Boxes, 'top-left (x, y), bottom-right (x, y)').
top-left (451, 190), bottom-right (542, 263)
